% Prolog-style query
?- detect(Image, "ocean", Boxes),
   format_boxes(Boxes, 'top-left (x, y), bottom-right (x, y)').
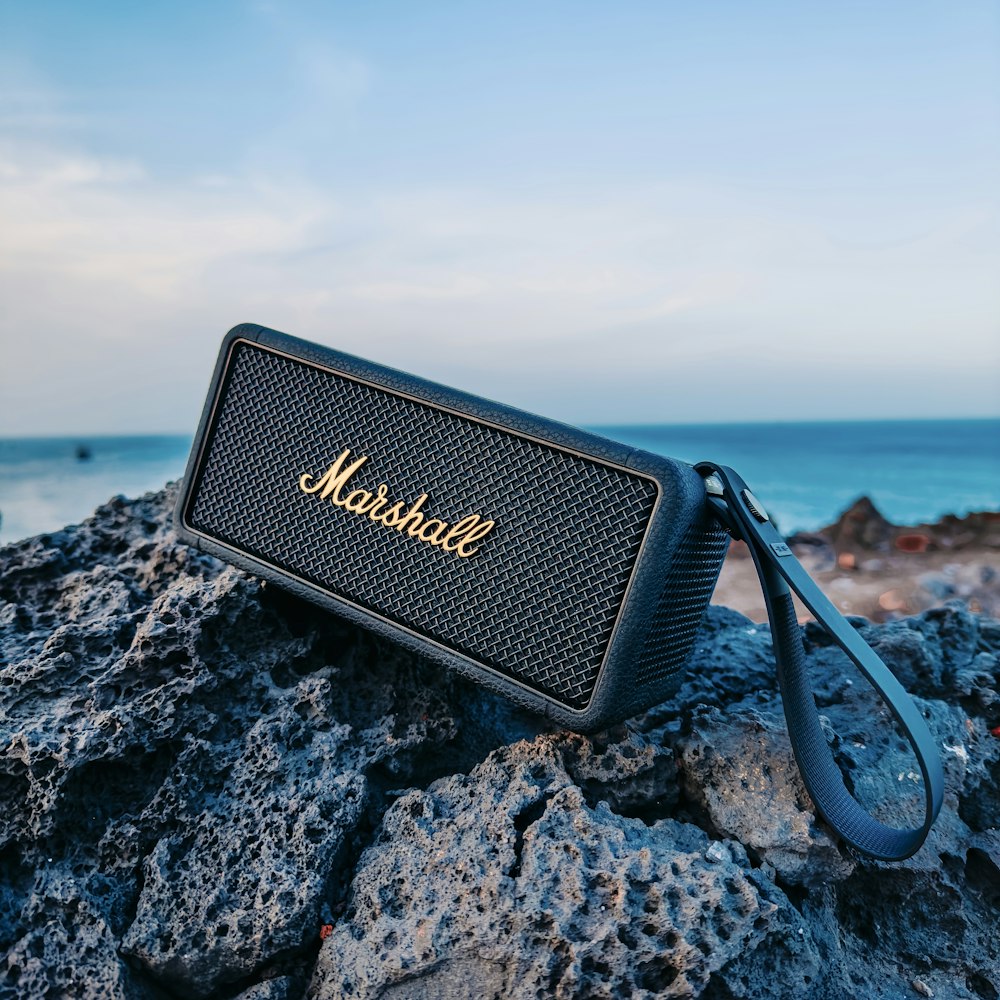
top-left (0, 436), bottom-right (194, 547)
top-left (0, 419), bottom-right (997, 546)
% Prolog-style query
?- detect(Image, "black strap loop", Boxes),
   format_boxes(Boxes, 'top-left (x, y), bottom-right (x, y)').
top-left (695, 462), bottom-right (944, 861)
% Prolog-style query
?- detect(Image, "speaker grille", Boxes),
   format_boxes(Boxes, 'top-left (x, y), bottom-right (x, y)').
top-left (186, 342), bottom-right (659, 708)
top-left (636, 519), bottom-right (730, 689)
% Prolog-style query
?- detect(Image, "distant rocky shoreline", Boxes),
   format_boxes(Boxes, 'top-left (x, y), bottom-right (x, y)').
top-left (715, 496), bottom-right (1000, 624)
top-left (0, 484), bottom-right (998, 998)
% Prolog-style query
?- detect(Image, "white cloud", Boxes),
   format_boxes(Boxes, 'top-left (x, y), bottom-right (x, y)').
top-left (0, 129), bottom-right (997, 434)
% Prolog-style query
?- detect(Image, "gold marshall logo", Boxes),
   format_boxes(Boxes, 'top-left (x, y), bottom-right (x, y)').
top-left (298, 449), bottom-right (495, 558)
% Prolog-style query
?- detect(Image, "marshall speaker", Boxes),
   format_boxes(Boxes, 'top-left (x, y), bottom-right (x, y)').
top-left (175, 323), bottom-right (944, 861)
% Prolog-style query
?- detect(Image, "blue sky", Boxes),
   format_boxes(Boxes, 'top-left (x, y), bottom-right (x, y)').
top-left (1, 1), bottom-right (998, 433)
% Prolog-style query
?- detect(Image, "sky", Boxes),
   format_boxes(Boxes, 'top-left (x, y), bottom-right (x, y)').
top-left (0, 0), bottom-right (998, 434)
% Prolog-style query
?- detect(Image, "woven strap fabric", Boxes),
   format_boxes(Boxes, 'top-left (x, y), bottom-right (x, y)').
top-left (695, 462), bottom-right (945, 861)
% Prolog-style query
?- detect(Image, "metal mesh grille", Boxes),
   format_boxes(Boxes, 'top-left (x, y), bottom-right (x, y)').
top-left (187, 342), bottom-right (659, 707)
top-left (636, 519), bottom-right (730, 688)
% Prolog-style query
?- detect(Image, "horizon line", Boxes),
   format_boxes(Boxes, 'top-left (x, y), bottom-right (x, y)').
top-left (2, 413), bottom-right (999, 441)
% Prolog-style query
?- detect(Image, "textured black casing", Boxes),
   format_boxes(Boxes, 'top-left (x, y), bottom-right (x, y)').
top-left (174, 324), bottom-right (729, 732)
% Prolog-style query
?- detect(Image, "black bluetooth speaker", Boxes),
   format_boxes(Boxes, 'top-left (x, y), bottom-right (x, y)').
top-left (174, 323), bottom-right (730, 731)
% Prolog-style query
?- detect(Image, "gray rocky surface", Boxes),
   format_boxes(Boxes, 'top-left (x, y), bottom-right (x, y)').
top-left (0, 484), bottom-right (998, 999)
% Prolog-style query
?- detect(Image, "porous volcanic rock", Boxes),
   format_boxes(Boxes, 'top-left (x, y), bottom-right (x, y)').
top-left (0, 485), bottom-right (998, 999)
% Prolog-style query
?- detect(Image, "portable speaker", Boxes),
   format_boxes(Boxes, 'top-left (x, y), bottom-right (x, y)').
top-left (175, 323), bottom-right (943, 861)
top-left (175, 323), bottom-right (729, 731)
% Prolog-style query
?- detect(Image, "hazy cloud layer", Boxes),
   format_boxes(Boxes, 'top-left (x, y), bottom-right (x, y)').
top-left (1, 3), bottom-right (998, 433)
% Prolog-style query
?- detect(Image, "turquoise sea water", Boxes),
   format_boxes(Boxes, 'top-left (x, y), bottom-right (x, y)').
top-left (0, 436), bottom-right (193, 546)
top-left (594, 418), bottom-right (1000, 537)
top-left (0, 420), bottom-right (997, 545)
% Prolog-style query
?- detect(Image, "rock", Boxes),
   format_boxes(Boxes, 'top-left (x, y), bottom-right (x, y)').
top-left (234, 976), bottom-right (302, 1000)
top-left (119, 726), bottom-right (368, 995)
top-left (669, 704), bottom-right (852, 884)
top-left (308, 737), bottom-right (815, 1000)
top-left (3, 871), bottom-right (145, 1000)
top-left (789, 499), bottom-right (1000, 558)
top-left (1, 484), bottom-right (999, 999)
top-left (821, 496), bottom-right (897, 554)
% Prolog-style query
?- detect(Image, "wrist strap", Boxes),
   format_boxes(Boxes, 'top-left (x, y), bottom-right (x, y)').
top-left (695, 462), bottom-right (944, 861)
